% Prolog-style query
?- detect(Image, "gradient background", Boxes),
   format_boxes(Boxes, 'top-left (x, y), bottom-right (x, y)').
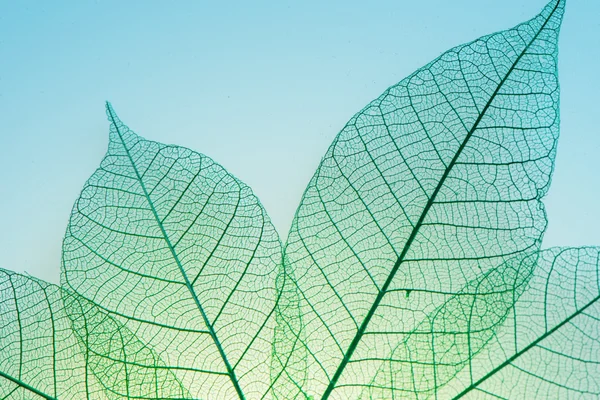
top-left (1, 0), bottom-right (599, 284)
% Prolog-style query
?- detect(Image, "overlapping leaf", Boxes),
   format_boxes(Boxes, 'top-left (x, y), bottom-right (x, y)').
top-left (0, 268), bottom-right (187, 399)
top-left (0, 268), bottom-right (94, 399)
top-left (61, 104), bottom-right (283, 399)
top-left (442, 247), bottom-right (600, 399)
top-left (359, 247), bottom-right (600, 399)
top-left (362, 249), bottom-right (537, 399)
top-left (277, 0), bottom-right (565, 398)
top-left (63, 287), bottom-right (191, 399)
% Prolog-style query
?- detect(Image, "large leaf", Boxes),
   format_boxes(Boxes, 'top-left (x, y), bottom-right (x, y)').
top-left (0, 268), bottom-right (187, 399)
top-left (61, 104), bottom-right (283, 399)
top-left (278, 0), bottom-right (565, 398)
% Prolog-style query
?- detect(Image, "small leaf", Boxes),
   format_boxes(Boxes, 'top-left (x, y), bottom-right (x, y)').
top-left (278, 0), bottom-right (565, 398)
top-left (61, 103), bottom-right (283, 399)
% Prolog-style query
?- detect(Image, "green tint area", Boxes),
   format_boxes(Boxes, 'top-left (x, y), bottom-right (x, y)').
top-left (61, 105), bottom-right (283, 399)
top-left (0, 268), bottom-right (187, 399)
top-left (1, 0), bottom-right (599, 398)
top-left (449, 247), bottom-right (600, 399)
top-left (0, 269), bottom-right (94, 400)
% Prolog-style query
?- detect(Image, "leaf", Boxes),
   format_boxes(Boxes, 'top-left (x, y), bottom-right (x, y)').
top-left (0, 268), bottom-right (94, 399)
top-left (270, 257), bottom-right (309, 399)
top-left (362, 247), bottom-right (600, 399)
top-left (0, 268), bottom-right (187, 399)
top-left (444, 247), bottom-right (600, 399)
top-left (362, 248), bottom-right (537, 399)
top-left (61, 103), bottom-right (283, 399)
top-left (278, 0), bottom-right (565, 398)
top-left (63, 288), bottom-right (191, 399)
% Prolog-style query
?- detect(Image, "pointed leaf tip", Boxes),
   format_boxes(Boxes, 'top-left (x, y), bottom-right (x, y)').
top-left (105, 101), bottom-right (116, 119)
top-left (104, 102), bottom-right (128, 146)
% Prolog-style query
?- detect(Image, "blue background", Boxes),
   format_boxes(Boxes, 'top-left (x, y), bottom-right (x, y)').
top-left (1, 0), bottom-right (598, 283)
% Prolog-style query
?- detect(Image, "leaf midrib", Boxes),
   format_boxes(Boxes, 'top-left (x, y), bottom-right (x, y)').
top-left (106, 107), bottom-right (246, 400)
top-left (0, 370), bottom-right (57, 400)
top-left (319, 2), bottom-right (561, 398)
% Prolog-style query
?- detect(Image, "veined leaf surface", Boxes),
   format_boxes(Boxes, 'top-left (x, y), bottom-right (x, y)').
top-left (362, 248), bottom-right (538, 399)
top-left (0, 268), bottom-right (96, 399)
top-left (444, 247), bottom-right (600, 399)
top-left (0, 268), bottom-right (187, 399)
top-left (363, 247), bottom-right (600, 399)
top-left (61, 104), bottom-right (282, 399)
top-left (63, 285), bottom-right (191, 399)
top-left (279, 0), bottom-right (565, 398)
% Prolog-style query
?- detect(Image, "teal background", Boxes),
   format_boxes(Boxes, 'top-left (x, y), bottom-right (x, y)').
top-left (1, 0), bottom-right (599, 283)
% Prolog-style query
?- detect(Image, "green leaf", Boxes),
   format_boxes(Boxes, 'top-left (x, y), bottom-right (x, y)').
top-left (446, 247), bottom-right (600, 399)
top-left (63, 287), bottom-right (191, 399)
top-left (0, 268), bottom-right (93, 399)
top-left (278, 0), bottom-right (565, 398)
top-left (61, 103), bottom-right (283, 399)
top-left (361, 247), bottom-right (600, 399)
top-left (0, 268), bottom-right (187, 399)
top-left (362, 248), bottom-right (537, 399)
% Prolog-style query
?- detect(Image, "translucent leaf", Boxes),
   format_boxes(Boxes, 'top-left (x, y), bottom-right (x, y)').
top-left (61, 103), bottom-right (282, 399)
top-left (63, 289), bottom-right (191, 399)
top-left (363, 249), bottom-right (537, 399)
top-left (446, 247), bottom-right (600, 399)
top-left (0, 268), bottom-right (95, 399)
top-left (278, 0), bottom-right (565, 398)
top-left (0, 268), bottom-right (187, 399)
top-left (270, 256), bottom-right (309, 399)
